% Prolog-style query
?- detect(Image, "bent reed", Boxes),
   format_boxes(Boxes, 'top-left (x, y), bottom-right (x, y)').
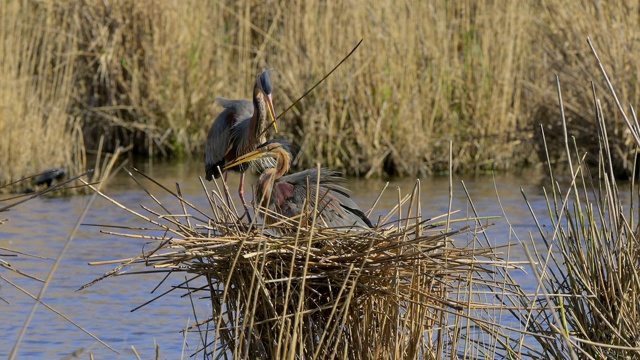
top-left (3, 0), bottom-right (640, 188)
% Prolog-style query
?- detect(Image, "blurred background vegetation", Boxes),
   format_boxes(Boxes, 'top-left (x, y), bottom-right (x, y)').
top-left (1, 0), bottom-right (639, 187)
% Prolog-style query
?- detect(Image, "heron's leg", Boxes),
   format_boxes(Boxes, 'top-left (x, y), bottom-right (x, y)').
top-left (238, 172), bottom-right (253, 223)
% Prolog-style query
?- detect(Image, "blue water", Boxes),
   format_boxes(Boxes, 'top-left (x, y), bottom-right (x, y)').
top-left (0, 160), bottom-right (579, 358)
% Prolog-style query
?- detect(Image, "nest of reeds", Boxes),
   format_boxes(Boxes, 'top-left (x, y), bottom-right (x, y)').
top-left (82, 171), bottom-right (520, 359)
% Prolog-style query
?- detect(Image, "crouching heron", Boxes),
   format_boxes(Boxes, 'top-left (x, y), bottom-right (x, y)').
top-left (224, 139), bottom-right (373, 230)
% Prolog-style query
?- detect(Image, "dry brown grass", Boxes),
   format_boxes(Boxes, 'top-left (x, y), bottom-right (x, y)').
top-left (83, 0), bottom-right (533, 176)
top-left (0, 1), bottom-right (84, 188)
top-left (271, 1), bottom-right (533, 177)
top-left (4, 0), bottom-right (640, 185)
top-left (528, 1), bottom-right (640, 179)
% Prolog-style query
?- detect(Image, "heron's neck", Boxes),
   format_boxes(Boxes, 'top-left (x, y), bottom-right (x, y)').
top-left (275, 153), bottom-right (289, 178)
top-left (259, 152), bottom-right (289, 203)
top-left (259, 168), bottom-right (277, 205)
top-left (250, 96), bottom-right (268, 141)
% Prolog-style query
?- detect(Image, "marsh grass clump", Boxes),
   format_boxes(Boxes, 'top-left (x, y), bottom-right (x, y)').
top-left (70, 0), bottom-right (226, 156)
top-left (82, 171), bottom-right (527, 359)
top-left (249, 0), bottom-right (534, 177)
top-left (6, 0), bottom-right (640, 182)
top-left (2, 0), bottom-right (536, 180)
top-left (519, 42), bottom-right (640, 359)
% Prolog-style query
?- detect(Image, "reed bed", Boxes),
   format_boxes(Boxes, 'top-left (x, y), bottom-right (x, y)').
top-left (529, 1), bottom-right (640, 179)
top-left (517, 42), bottom-right (640, 358)
top-left (0, 1), bottom-right (85, 189)
top-left (5, 0), bottom-right (640, 185)
top-left (81, 169), bottom-right (529, 359)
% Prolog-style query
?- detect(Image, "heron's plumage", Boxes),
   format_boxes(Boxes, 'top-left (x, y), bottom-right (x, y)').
top-left (230, 141), bottom-right (372, 230)
top-left (204, 71), bottom-right (277, 181)
top-left (205, 98), bottom-right (252, 179)
top-left (259, 168), bottom-right (373, 229)
top-left (229, 114), bottom-right (276, 173)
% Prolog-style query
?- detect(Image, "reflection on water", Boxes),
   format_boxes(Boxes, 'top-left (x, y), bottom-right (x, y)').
top-left (0, 159), bottom-right (589, 358)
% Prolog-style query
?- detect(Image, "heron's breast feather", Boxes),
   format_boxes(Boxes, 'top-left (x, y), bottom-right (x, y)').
top-left (273, 182), bottom-right (295, 207)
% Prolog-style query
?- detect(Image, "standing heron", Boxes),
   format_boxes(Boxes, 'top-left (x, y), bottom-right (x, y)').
top-left (224, 139), bottom-right (373, 229)
top-left (205, 70), bottom-right (278, 215)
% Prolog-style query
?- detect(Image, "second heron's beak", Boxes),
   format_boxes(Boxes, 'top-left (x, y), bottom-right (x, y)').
top-left (224, 147), bottom-right (271, 171)
top-left (266, 93), bottom-right (277, 133)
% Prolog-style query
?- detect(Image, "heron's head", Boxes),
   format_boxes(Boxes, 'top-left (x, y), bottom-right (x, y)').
top-left (224, 139), bottom-right (296, 171)
top-left (254, 69), bottom-right (277, 132)
top-left (258, 139), bottom-right (298, 161)
top-left (257, 70), bottom-right (273, 95)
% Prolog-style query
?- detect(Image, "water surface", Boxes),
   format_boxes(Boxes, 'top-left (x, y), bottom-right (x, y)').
top-left (0, 160), bottom-right (573, 358)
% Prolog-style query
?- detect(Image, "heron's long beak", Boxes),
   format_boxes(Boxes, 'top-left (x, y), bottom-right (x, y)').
top-left (266, 94), bottom-right (278, 133)
top-left (223, 147), bottom-right (272, 171)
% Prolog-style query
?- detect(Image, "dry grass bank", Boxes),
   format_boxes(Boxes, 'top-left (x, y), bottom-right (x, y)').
top-left (2, 0), bottom-right (640, 185)
top-left (529, 1), bottom-right (640, 178)
top-left (0, 1), bottom-right (85, 188)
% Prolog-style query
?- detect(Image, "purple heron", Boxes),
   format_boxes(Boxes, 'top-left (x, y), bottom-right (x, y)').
top-left (204, 70), bottom-right (278, 214)
top-left (224, 139), bottom-right (373, 229)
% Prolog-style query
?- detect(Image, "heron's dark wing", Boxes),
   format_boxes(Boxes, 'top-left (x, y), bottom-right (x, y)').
top-left (204, 98), bottom-right (253, 180)
top-left (229, 110), bottom-right (278, 173)
top-left (313, 171), bottom-right (373, 228)
top-left (216, 98), bottom-right (253, 118)
top-left (325, 188), bottom-right (374, 228)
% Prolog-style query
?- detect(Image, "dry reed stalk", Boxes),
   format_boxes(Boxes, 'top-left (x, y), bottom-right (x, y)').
top-left (81, 169), bottom-right (533, 359)
top-left (517, 41), bottom-right (640, 358)
top-left (3, 0), bottom-right (538, 180)
top-left (6, 1), bottom-right (640, 181)
top-left (8, 0), bottom-right (638, 181)
top-left (259, 0), bottom-right (532, 176)
top-left (70, 0), bottom-right (238, 156)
